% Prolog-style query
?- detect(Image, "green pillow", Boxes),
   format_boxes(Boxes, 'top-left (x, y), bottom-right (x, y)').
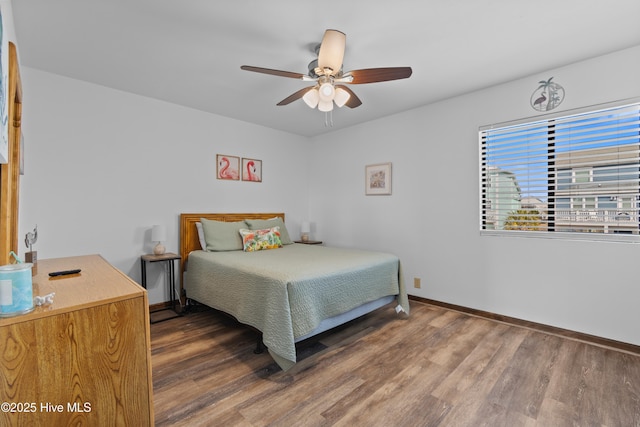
top-left (200, 218), bottom-right (246, 251)
top-left (245, 217), bottom-right (293, 245)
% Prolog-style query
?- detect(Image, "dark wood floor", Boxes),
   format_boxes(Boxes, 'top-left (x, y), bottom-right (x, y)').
top-left (150, 301), bottom-right (640, 426)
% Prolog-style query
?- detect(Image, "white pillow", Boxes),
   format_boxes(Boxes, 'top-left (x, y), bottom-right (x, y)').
top-left (195, 222), bottom-right (206, 250)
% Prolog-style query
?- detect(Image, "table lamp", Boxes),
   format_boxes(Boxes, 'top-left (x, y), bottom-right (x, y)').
top-left (300, 222), bottom-right (310, 242)
top-left (152, 225), bottom-right (166, 255)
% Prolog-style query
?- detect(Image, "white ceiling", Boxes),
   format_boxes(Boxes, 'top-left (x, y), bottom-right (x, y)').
top-left (11, 0), bottom-right (640, 137)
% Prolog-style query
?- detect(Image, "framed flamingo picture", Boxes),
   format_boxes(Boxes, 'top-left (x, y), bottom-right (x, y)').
top-left (242, 158), bottom-right (262, 182)
top-left (216, 154), bottom-right (240, 180)
top-left (365, 162), bottom-right (392, 195)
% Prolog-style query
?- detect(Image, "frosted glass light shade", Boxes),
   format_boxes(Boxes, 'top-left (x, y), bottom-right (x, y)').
top-left (318, 100), bottom-right (333, 112)
top-left (317, 83), bottom-right (335, 111)
top-left (333, 87), bottom-right (350, 107)
top-left (318, 83), bottom-right (335, 102)
top-left (318, 30), bottom-right (346, 74)
top-left (303, 88), bottom-right (319, 108)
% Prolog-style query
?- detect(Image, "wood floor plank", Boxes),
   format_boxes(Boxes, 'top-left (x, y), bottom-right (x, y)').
top-left (317, 306), bottom-right (444, 424)
top-left (241, 375), bottom-right (365, 426)
top-left (600, 350), bottom-right (640, 426)
top-left (151, 302), bottom-right (640, 426)
top-left (431, 326), bottom-right (530, 426)
top-left (331, 361), bottom-right (451, 427)
top-left (486, 332), bottom-right (563, 419)
top-left (431, 322), bottom-right (512, 403)
top-left (535, 398), bottom-right (582, 427)
top-left (427, 315), bottom-right (495, 369)
top-left (547, 340), bottom-right (608, 425)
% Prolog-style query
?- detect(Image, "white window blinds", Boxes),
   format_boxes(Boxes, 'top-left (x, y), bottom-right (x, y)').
top-left (480, 100), bottom-right (640, 240)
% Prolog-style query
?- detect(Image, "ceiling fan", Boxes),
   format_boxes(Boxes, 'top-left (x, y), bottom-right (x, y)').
top-left (241, 29), bottom-right (412, 113)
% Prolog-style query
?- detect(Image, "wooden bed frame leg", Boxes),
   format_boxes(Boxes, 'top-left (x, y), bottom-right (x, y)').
top-left (254, 335), bottom-right (265, 354)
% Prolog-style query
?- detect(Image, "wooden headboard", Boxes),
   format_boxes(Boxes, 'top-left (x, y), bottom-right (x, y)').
top-left (179, 212), bottom-right (285, 272)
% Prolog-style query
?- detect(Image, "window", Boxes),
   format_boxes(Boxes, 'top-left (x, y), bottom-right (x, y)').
top-left (480, 100), bottom-right (640, 240)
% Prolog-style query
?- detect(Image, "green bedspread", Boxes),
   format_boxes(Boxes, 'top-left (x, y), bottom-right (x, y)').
top-left (184, 243), bottom-right (409, 371)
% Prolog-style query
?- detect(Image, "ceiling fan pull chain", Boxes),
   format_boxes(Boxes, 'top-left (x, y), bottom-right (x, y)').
top-left (324, 111), bottom-right (334, 127)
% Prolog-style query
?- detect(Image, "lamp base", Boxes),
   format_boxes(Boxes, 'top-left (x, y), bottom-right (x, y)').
top-left (153, 243), bottom-right (166, 255)
top-left (300, 233), bottom-right (309, 242)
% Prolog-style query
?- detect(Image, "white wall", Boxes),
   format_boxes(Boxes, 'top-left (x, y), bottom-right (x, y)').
top-left (309, 45), bottom-right (640, 345)
top-left (17, 68), bottom-right (310, 304)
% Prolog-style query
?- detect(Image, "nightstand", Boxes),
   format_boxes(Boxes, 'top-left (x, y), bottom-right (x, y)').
top-left (294, 240), bottom-right (323, 245)
top-left (140, 252), bottom-right (181, 323)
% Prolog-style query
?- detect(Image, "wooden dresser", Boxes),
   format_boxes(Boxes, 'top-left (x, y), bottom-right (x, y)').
top-left (0, 255), bottom-right (154, 426)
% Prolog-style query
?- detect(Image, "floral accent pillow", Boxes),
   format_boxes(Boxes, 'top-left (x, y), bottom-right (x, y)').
top-left (238, 227), bottom-right (283, 252)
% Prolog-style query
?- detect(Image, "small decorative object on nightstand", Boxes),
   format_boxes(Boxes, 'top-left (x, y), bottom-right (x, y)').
top-left (140, 252), bottom-right (181, 323)
top-left (24, 225), bottom-right (38, 275)
top-left (151, 224), bottom-right (166, 255)
top-left (300, 221), bottom-right (310, 242)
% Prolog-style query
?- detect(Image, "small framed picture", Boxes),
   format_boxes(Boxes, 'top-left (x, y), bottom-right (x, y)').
top-left (216, 154), bottom-right (240, 180)
top-left (365, 162), bottom-right (392, 195)
top-left (242, 158), bottom-right (262, 182)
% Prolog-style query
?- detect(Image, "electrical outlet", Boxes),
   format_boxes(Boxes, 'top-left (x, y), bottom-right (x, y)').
top-left (414, 277), bottom-right (421, 289)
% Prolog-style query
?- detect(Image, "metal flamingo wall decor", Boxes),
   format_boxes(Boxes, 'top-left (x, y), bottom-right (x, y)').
top-left (530, 77), bottom-right (565, 112)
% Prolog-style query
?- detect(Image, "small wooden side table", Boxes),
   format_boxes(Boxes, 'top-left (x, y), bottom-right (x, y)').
top-left (141, 252), bottom-right (181, 323)
top-left (294, 240), bottom-right (323, 245)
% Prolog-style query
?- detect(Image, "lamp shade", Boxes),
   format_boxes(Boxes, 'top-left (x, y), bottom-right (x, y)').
top-left (303, 88), bottom-right (319, 108)
top-left (318, 30), bottom-right (346, 75)
top-left (318, 83), bottom-right (335, 112)
top-left (151, 225), bottom-right (166, 242)
top-left (318, 100), bottom-right (333, 112)
top-left (300, 221), bottom-right (311, 242)
top-left (333, 87), bottom-right (351, 108)
top-left (318, 82), bottom-right (335, 102)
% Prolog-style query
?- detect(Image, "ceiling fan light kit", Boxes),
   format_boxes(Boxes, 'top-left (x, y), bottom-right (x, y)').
top-left (333, 87), bottom-right (350, 108)
top-left (319, 82), bottom-right (335, 99)
top-left (318, 100), bottom-right (333, 113)
top-left (302, 88), bottom-right (319, 108)
top-left (241, 29), bottom-right (412, 121)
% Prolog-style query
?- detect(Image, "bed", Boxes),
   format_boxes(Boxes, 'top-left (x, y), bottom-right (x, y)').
top-left (180, 212), bottom-right (409, 371)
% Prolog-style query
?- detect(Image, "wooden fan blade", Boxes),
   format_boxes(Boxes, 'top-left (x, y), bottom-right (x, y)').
top-left (317, 30), bottom-right (346, 75)
top-left (345, 67), bottom-right (412, 84)
top-left (241, 65), bottom-right (305, 79)
top-left (277, 86), bottom-right (314, 106)
top-left (335, 85), bottom-right (362, 108)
